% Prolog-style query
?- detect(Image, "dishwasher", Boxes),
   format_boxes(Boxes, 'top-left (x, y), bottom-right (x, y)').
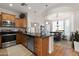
top-left (2, 32), bottom-right (16, 48)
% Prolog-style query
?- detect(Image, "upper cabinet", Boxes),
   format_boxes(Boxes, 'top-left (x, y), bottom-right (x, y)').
top-left (0, 12), bottom-right (27, 28)
top-left (15, 18), bottom-right (27, 28)
top-left (1, 12), bottom-right (16, 21)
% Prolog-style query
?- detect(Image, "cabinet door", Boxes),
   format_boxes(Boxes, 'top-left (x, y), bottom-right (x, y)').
top-left (7, 15), bottom-right (11, 20)
top-left (15, 18), bottom-right (22, 27)
top-left (10, 15), bottom-right (15, 20)
top-left (21, 34), bottom-right (28, 47)
top-left (2, 14), bottom-right (8, 20)
top-left (0, 15), bottom-right (2, 26)
top-left (0, 35), bottom-right (2, 48)
top-left (16, 33), bottom-right (22, 44)
top-left (22, 19), bottom-right (27, 27)
top-left (42, 37), bottom-right (49, 56)
top-left (35, 37), bottom-right (42, 56)
top-left (15, 19), bottom-right (20, 27)
top-left (15, 18), bottom-right (27, 28)
top-left (19, 19), bottom-right (27, 27)
top-left (35, 37), bottom-right (49, 56)
top-left (1, 12), bottom-right (15, 20)
top-left (16, 33), bottom-right (28, 47)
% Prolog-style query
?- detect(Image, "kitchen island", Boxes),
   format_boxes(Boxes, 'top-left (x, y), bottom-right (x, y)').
top-left (23, 32), bottom-right (53, 56)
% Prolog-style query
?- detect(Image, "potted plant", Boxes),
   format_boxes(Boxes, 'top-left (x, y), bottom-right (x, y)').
top-left (74, 31), bottom-right (79, 52)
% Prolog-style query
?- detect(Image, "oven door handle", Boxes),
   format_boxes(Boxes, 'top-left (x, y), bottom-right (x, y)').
top-left (2, 34), bottom-right (16, 36)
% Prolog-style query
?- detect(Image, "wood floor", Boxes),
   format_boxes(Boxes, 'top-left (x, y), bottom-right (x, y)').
top-left (49, 41), bottom-right (79, 56)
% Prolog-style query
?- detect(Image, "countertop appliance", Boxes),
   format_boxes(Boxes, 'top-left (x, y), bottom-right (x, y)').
top-left (2, 20), bottom-right (15, 27)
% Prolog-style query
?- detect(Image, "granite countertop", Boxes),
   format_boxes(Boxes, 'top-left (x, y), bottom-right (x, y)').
top-left (0, 30), bottom-right (19, 33)
top-left (23, 32), bottom-right (53, 38)
top-left (0, 28), bottom-right (19, 33)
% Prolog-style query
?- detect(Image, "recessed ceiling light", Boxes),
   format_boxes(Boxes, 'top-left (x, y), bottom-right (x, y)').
top-left (34, 24), bottom-right (37, 26)
top-left (9, 4), bottom-right (13, 6)
top-left (28, 7), bottom-right (31, 10)
top-left (46, 21), bottom-right (49, 24)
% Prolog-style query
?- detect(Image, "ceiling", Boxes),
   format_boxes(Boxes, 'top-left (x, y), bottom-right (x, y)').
top-left (0, 3), bottom-right (79, 14)
top-left (0, 3), bottom-right (58, 14)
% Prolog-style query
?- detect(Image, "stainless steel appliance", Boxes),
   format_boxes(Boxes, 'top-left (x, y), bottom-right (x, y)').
top-left (2, 32), bottom-right (16, 48)
top-left (2, 20), bottom-right (15, 27)
top-left (27, 35), bottom-right (35, 52)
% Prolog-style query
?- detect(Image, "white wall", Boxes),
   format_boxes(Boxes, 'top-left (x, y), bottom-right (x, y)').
top-left (27, 12), bottom-right (45, 33)
top-left (73, 10), bottom-right (79, 32)
top-left (28, 12), bottom-right (44, 25)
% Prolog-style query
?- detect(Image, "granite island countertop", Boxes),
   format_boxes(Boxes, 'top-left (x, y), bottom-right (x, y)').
top-left (23, 32), bottom-right (53, 38)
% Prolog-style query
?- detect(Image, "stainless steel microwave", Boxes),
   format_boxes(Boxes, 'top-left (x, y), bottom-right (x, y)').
top-left (2, 20), bottom-right (15, 27)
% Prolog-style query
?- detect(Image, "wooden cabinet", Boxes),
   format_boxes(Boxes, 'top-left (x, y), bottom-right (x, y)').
top-left (16, 32), bottom-right (27, 47)
top-left (35, 36), bottom-right (49, 56)
top-left (1, 12), bottom-right (15, 21)
top-left (21, 34), bottom-right (28, 47)
top-left (0, 15), bottom-right (2, 26)
top-left (0, 35), bottom-right (2, 48)
top-left (15, 18), bottom-right (27, 28)
top-left (16, 32), bottom-right (22, 44)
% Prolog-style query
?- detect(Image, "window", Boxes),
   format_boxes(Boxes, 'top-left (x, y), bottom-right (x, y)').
top-left (52, 20), bottom-right (64, 32)
top-left (52, 21), bottom-right (57, 32)
top-left (58, 20), bottom-right (64, 30)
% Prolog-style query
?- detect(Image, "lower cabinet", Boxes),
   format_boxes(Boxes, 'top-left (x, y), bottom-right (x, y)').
top-left (16, 32), bottom-right (27, 47)
top-left (0, 35), bottom-right (2, 48)
top-left (16, 32), bottom-right (49, 56)
top-left (34, 36), bottom-right (49, 56)
top-left (21, 34), bottom-right (28, 47)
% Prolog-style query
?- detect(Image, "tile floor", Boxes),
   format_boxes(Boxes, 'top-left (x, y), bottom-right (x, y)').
top-left (0, 44), bottom-right (34, 56)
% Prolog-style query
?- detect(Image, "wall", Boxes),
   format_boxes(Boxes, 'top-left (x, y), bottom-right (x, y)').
top-left (27, 12), bottom-right (45, 33)
top-left (73, 10), bottom-right (79, 32)
top-left (28, 12), bottom-right (44, 25)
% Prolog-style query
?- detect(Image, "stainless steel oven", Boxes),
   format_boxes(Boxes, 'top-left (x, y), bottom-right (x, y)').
top-left (2, 32), bottom-right (16, 43)
top-left (2, 32), bottom-right (16, 48)
top-left (2, 20), bottom-right (15, 27)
